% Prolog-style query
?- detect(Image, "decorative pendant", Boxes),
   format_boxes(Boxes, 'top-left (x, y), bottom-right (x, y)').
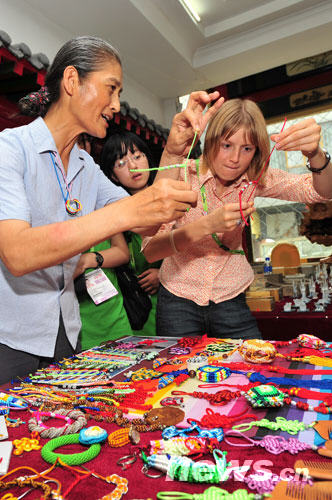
top-left (65, 198), bottom-right (82, 216)
top-left (145, 407), bottom-right (185, 427)
top-left (245, 384), bottom-right (285, 408)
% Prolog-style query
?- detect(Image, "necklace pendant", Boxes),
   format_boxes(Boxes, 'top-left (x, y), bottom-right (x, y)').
top-left (65, 198), bottom-right (82, 216)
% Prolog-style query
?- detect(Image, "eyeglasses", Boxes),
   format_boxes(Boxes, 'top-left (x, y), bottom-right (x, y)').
top-left (114, 152), bottom-right (145, 169)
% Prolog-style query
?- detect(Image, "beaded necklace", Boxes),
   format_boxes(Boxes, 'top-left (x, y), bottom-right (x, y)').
top-left (50, 152), bottom-right (82, 216)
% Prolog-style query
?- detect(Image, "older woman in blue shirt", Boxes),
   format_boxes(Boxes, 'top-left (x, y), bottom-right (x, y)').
top-left (0, 36), bottom-right (199, 383)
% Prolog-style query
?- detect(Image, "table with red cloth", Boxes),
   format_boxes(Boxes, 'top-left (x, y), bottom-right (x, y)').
top-left (1, 336), bottom-right (332, 499)
top-left (253, 297), bottom-right (332, 341)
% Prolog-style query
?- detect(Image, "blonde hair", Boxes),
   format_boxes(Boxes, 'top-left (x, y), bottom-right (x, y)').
top-left (202, 99), bottom-right (270, 185)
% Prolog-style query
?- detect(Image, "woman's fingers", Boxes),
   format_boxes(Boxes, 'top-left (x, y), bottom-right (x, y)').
top-left (201, 96), bottom-right (224, 129)
top-left (271, 118), bottom-right (321, 155)
top-left (185, 91), bottom-right (223, 132)
top-left (221, 202), bottom-right (255, 229)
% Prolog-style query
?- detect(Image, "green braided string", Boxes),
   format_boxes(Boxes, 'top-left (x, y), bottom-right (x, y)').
top-left (130, 163), bottom-right (187, 172)
top-left (129, 132), bottom-right (198, 181)
top-left (233, 416), bottom-right (311, 435)
top-left (41, 432), bottom-right (101, 465)
top-left (157, 487), bottom-right (258, 499)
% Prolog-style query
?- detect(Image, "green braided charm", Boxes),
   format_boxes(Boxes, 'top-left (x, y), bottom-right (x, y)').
top-left (233, 416), bottom-right (313, 435)
top-left (156, 486), bottom-right (258, 499)
top-left (41, 432), bottom-right (101, 465)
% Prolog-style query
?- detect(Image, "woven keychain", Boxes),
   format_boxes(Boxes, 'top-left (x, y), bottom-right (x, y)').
top-left (150, 436), bottom-right (208, 456)
top-left (147, 449), bottom-right (230, 483)
top-left (196, 366), bottom-right (231, 383)
top-left (162, 420), bottom-right (224, 442)
top-left (297, 333), bottom-right (327, 349)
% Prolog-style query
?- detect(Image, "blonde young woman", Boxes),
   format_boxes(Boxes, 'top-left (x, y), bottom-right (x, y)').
top-left (143, 95), bottom-right (332, 338)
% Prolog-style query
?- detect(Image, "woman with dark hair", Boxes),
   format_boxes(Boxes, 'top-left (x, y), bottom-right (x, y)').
top-left (0, 35), bottom-right (197, 383)
top-left (100, 131), bottom-right (161, 336)
top-left (101, 131), bottom-right (155, 192)
top-left (77, 132), bottom-right (160, 349)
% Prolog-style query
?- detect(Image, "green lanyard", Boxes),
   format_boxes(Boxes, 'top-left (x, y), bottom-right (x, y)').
top-left (128, 238), bottom-right (137, 274)
top-left (195, 159), bottom-right (245, 255)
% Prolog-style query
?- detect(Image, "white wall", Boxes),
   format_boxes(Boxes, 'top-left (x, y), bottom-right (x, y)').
top-left (162, 97), bottom-right (179, 130)
top-left (0, 0), bottom-right (168, 126)
top-left (121, 73), bottom-right (165, 127)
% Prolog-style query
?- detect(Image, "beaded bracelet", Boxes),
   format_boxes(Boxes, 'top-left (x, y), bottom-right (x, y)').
top-left (0, 465), bottom-right (62, 499)
top-left (98, 474), bottom-right (128, 500)
top-left (0, 477), bottom-right (54, 499)
top-left (28, 408), bottom-right (87, 438)
top-left (41, 426), bottom-right (107, 465)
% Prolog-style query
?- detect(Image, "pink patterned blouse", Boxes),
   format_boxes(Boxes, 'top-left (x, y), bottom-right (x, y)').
top-left (143, 160), bottom-right (327, 306)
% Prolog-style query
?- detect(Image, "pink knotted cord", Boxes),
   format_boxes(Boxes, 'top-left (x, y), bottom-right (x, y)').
top-left (239, 117), bottom-right (287, 225)
top-left (224, 429), bottom-right (313, 454)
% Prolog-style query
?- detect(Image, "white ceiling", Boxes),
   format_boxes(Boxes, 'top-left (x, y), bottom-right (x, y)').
top-left (24, 0), bottom-right (332, 99)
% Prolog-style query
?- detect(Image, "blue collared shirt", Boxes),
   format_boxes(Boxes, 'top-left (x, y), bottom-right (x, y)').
top-left (0, 117), bottom-right (127, 356)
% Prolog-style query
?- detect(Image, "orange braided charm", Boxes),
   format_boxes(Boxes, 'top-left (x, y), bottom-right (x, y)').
top-left (107, 428), bottom-right (130, 448)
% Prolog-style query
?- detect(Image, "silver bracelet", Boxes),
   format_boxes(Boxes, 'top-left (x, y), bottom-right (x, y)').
top-left (169, 230), bottom-right (178, 253)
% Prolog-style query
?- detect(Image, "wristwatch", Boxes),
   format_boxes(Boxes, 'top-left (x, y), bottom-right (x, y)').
top-left (93, 251), bottom-right (104, 268)
top-left (306, 149), bottom-right (331, 174)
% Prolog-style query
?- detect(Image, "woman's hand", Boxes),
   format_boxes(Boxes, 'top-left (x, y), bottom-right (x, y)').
top-left (73, 253), bottom-right (96, 279)
top-left (137, 268), bottom-right (160, 294)
top-left (131, 178), bottom-right (197, 229)
top-left (164, 91), bottom-right (225, 158)
top-left (205, 201), bottom-right (255, 234)
top-left (271, 118), bottom-right (321, 159)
